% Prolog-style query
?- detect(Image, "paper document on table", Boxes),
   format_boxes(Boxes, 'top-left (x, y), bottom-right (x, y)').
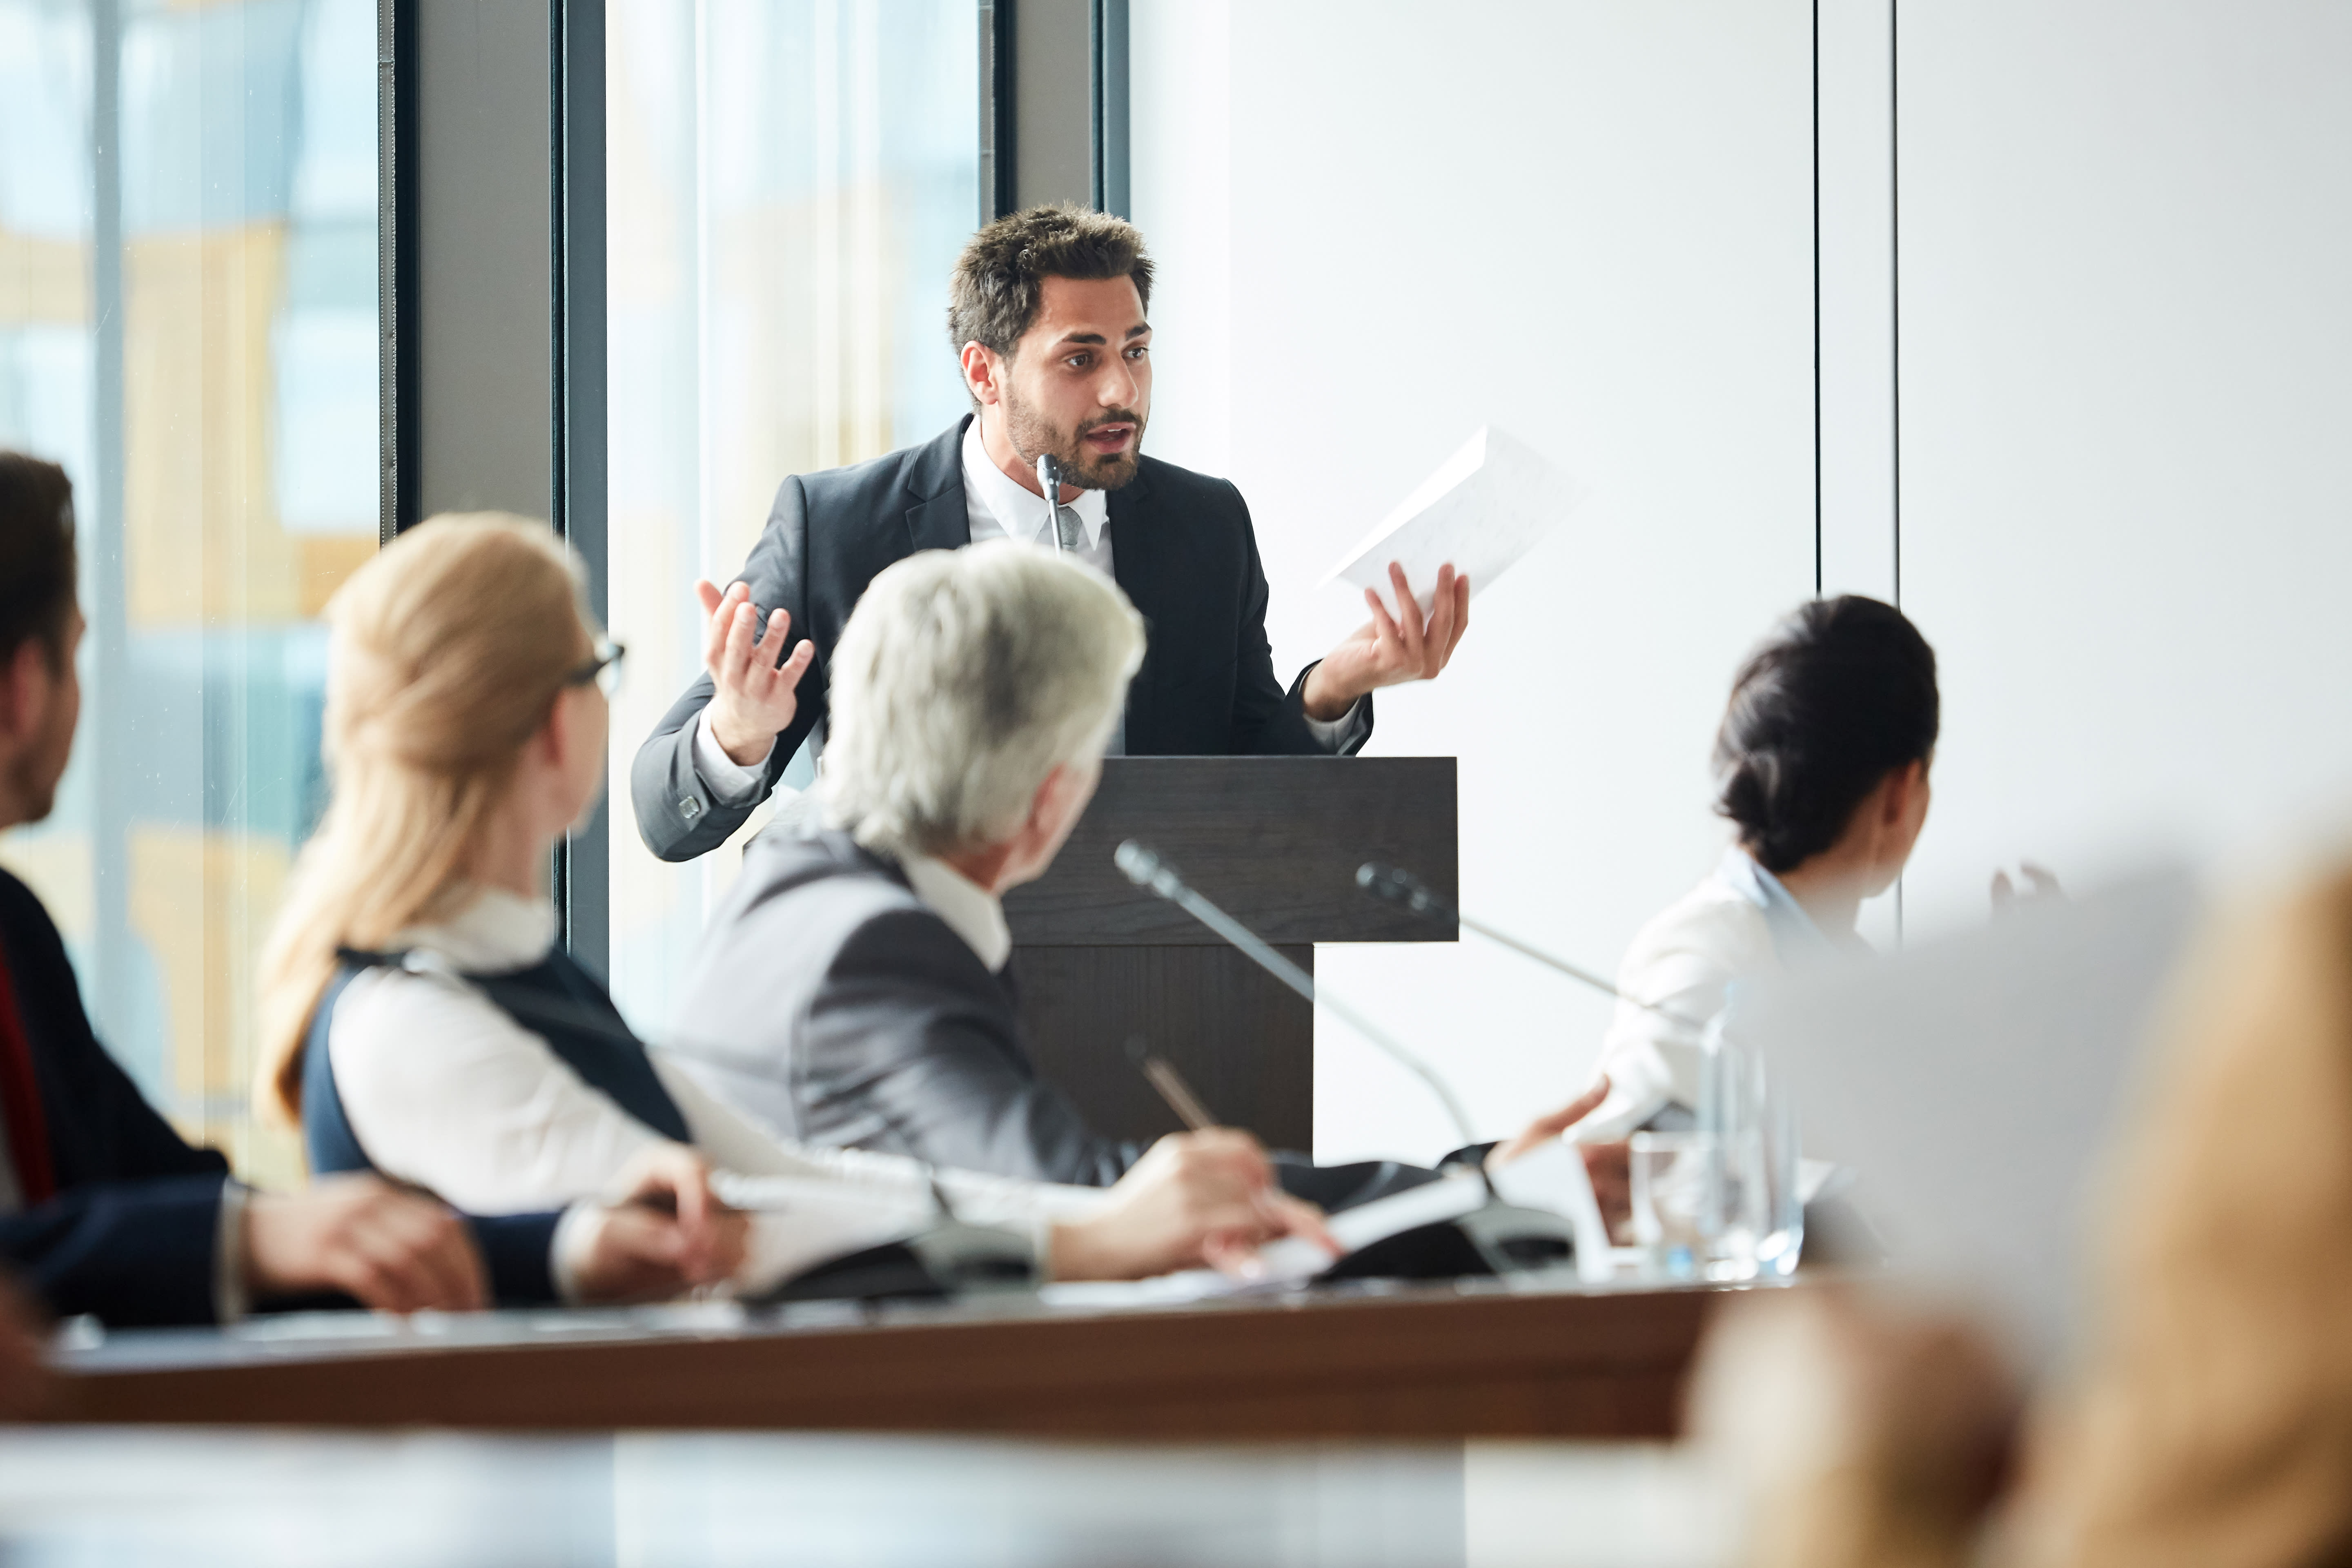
top-left (1321, 426), bottom-right (1577, 606)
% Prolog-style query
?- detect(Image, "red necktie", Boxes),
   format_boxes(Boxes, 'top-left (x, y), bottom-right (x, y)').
top-left (0, 946), bottom-right (58, 1206)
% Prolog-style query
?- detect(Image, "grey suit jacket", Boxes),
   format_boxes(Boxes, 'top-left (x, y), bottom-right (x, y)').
top-left (629, 418), bottom-right (1369, 864)
top-left (661, 827), bottom-right (1439, 1208)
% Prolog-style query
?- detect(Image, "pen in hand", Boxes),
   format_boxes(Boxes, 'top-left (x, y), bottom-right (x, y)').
top-left (1123, 1038), bottom-right (1331, 1270)
top-left (1126, 1035), bottom-right (1216, 1131)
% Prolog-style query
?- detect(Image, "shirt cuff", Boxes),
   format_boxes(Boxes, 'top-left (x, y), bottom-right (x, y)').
top-left (214, 1180), bottom-right (251, 1324)
top-left (693, 708), bottom-right (773, 804)
top-left (548, 1202), bottom-right (603, 1305)
top-left (1302, 693), bottom-right (1370, 753)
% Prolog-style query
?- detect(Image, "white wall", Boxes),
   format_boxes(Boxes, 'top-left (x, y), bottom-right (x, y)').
top-left (1133, 0), bottom-right (1817, 1163)
top-left (1132, 0), bottom-right (2352, 1165)
top-left (1895, 0), bottom-right (2352, 935)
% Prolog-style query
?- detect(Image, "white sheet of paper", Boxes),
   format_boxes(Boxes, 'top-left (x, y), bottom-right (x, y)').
top-left (1320, 426), bottom-right (1578, 607)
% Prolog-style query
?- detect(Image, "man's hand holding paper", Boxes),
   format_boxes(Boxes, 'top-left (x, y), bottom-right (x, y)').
top-left (1302, 561), bottom-right (1471, 721)
top-left (1303, 426), bottom-right (1576, 721)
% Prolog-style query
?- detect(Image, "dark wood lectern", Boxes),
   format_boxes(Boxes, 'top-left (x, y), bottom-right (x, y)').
top-left (1001, 757), bottom-right (1458, 1152)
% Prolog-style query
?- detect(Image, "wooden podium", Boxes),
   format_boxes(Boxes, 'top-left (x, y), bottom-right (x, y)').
top-left (1001, 757), bottom-right (1457, 1152)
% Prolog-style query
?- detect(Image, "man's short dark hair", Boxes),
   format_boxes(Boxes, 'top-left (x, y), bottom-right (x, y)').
top-left (948, 204), bottom-right (1154, 361)
top-left (0, 452), bottom-right (78, 673)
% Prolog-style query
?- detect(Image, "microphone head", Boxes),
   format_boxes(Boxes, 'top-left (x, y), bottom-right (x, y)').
top-left (1114, 840), bottom-right (1164, 888)
top-left (1036, 453), bottom-right (1062, 492)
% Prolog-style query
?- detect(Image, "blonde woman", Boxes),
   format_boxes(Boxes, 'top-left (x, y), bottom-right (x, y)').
top-left (258, 514), bottom-right (1320, 1290)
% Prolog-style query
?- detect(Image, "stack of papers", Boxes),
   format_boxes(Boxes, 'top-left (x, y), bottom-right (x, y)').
top-left (1321, 426), bottom-right (1579, 608)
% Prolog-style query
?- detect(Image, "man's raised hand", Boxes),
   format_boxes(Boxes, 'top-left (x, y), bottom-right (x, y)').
top-left (698, 579), bottom-right (817, 767)
top-left (1302, 562), bottom-right (1472, 722)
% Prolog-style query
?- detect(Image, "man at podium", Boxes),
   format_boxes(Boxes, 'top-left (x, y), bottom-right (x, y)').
top-left (630, 204), bottom-right (1470, 864)
top-left (660, 543), bottom-right (1598, 1205)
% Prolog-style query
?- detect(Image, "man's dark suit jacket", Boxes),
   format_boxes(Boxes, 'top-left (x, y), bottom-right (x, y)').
top-left (662, 829), bottom-right (1433, 1211)
top-left (0, 869), bottom-right (561, 1325)
top-left (631, 416), bottom-right (1371, 862)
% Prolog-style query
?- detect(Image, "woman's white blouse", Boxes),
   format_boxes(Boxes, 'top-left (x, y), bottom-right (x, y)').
top-left (1572, 848), bottom-right (1847, 1144)
top-left (324, 888), bottom-right (1104, 1269)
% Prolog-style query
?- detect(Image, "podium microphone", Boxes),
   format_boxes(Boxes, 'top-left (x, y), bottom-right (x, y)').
top-left (1115, 841), bottom-right (1475, 1146)
top-left (1116, 840), bottom-right (1594, 1280)
top-left (1036, 453), bottom-right (1066, 555)
top-left (1357, 863), bottom-right (1700, 1027)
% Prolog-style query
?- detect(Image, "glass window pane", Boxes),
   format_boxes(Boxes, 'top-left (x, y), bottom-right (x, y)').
top-left (0, 0), bottom-right (379, 1188)
top-left (605, 0), bottom-right (978, 1033)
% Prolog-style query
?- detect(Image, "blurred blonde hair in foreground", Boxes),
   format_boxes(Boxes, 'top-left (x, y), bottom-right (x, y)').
top-left (255, 516), bottom-right (597, 1123)
top-left (1698, 862), bottom-right (2352, 1568)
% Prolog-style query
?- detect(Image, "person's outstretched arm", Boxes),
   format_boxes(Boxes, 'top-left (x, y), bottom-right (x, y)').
top-left (630, 476), bottom-right (822, 862)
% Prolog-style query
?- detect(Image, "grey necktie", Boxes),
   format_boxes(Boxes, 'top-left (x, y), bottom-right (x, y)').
top-left (1053, 502), bottom-right (1084, 554)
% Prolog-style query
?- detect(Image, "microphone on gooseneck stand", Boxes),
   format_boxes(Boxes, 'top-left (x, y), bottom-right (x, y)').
top-left (1036, 453), bottom-right (1066, 555)
top-left (1356, 863), bottom-right (1704, 1029)
top-left (1114, 841), bottom-right (1588, 1280)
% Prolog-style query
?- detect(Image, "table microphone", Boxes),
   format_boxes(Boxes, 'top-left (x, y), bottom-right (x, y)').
top-left (1114, 841), bottom-right (1584, 1279)
top-left (1036, 453), bottom-right (1065, 554)
top-left (1357, 863), bottom-right (1702, 1028)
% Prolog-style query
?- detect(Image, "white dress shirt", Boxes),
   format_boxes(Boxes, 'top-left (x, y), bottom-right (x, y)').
top-left (900, 853), bottom-right (1013, 972)
top-left (690, 420), bottom-right (1367, 800)
top-left (325, 886), bottom-right (1103, 1283)
top-left (1571, 847), bottom-right (1856, 1143)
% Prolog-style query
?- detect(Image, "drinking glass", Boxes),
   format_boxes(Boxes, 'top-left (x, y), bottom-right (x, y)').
top-left (1629, 1131), bottom-right (1713, 1281)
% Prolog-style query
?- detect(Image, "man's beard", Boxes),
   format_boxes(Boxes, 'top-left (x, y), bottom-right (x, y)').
top-left (1005, 388), bottom-right (1145, 491)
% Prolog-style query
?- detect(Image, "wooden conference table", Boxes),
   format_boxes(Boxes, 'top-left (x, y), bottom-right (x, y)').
top-left (39, 1275), bottom-right (1749, 1439)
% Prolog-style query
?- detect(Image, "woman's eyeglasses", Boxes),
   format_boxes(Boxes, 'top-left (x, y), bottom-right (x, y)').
top-left (566, 639), bottom-right (627, 698)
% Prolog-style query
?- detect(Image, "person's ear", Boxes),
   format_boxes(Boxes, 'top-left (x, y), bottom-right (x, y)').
top-left (0, 641), bottom-right (43, 745)
top-left (1882, 759), bottom-right (1927, 826)
top-left (960, 341), bottom-right (1002, 406)
top-left (534, 686), bottom-right (572, 770)
top-left (1027, 762), bottom-right (1073, 837)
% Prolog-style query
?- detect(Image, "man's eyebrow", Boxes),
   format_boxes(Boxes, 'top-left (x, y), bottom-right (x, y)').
top-left (1051, 323), bottom-right (1151, 346)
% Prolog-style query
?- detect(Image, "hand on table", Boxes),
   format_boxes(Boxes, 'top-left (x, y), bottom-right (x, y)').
top-left (1302, 563), bottom-right (1470, 722)
top-left (1484, 1075), bottom-right (1630, 1234)
top-left (697, 578), bottom-right (816, 768)
top-left (243, 1175), bottom-right (489, 1314)
top-left (1049, 1128), bottom-right (1339, 1281)
top-left (570, 1144), bottom-right (751, 1304)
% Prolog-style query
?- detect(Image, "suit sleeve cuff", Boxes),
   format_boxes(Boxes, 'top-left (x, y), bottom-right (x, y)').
top-left (214, 1181), bottom-right (251, 1324)
top-left (693, 709), bottom-right (773, 803)
top-left (549, 1202), bottom-right (602, 1305)
top-left (1301, 694), bottom-right (1370, 753)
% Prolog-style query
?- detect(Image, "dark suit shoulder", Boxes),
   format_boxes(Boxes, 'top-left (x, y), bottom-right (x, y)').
top-left (794, 420), bottom-right (967, 514)
top-left (0, 866), bottom-right (67, 965)
top-left (1131, 452), bottom-right (1249, 523)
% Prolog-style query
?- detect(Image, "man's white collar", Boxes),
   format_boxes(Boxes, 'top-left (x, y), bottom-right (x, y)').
top-left (900, 852), bottom-right (1014, 973)
top-left (960, 418), bottom-right (1107, 550)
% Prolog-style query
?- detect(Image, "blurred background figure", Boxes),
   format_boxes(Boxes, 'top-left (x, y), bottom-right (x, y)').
top-left (1698, 858), bottom-right (2352, 1568)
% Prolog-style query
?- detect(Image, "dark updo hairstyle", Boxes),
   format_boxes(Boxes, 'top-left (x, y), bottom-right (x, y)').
top-left (1713, 596), bottom-right (1939, 874)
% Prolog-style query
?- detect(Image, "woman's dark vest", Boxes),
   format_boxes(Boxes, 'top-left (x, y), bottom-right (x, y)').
top-left (303, 947), bottom-right (693, 1178)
